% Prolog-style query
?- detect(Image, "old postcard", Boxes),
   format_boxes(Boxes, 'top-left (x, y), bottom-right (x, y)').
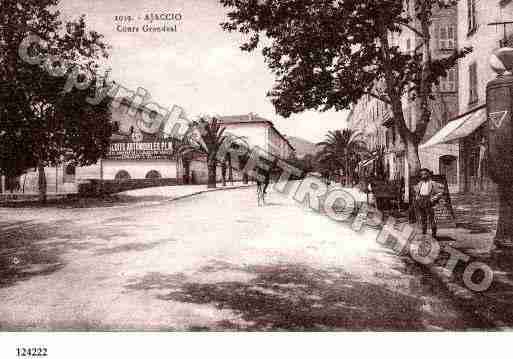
top-left (0, 0), bottom-right (513, 355)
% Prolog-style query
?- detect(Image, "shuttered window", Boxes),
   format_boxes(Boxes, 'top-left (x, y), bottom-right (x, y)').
top-left (467, 0), bottom-right (477, 34)
top-left (437, 24), bottom-right (456, 50)
top-left (469, 63), bottom-right (478, 104)
top-left (439, 68), bottom-right (457, 92)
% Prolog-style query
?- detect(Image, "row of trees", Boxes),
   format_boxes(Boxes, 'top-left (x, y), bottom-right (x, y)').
top-left (171, 118), bottom-right (251, 189)
top-left (1, 1), bottom-right (113, 202)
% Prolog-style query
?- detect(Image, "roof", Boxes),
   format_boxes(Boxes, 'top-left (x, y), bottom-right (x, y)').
top-left (113, 97), bottom-right (162, 117)
top-left (218, 114), bottom-right (295, 152)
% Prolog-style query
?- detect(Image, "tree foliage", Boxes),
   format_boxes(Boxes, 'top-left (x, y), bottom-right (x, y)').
top-left (221, 0), bottom-right (471, 175)
top-left (0, 0), bottom-right (112, 199)
top-left (316, 128), bottom-right (368, 183)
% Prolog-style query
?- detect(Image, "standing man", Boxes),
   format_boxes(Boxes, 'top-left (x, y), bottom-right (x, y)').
top-left (414, 168), bottom-right (443, 238)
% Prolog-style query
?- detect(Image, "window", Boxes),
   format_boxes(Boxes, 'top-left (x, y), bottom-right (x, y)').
top-left (467, 0), bottom-right (477, 34)
top-left (63, 165), bottom-right (76, 183)
top-left (145, 170), bottom-right (162, 179)
top-left (438, 24), bottom-right (455, 50)
top-left (115, 170), bottom-right (131, 181)
top-left (439, 68), bottom-right (456, 92)
top-left (469, 63), bottom-right (478, 104)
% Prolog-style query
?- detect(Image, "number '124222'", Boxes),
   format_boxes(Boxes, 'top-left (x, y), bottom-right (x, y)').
top-left (16, 348), bottom-right (48, 357)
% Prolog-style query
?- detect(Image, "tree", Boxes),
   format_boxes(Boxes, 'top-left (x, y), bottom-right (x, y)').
top-left (238, 152), bottom-right (250, 184)
top-left (0, 2), bottom-right (111, 202)
top-left (169, 125), bottom-right (195, 184)
top-left (221, 160), bottom-right (227, 186)
top-left (371, 145), bottom-right (388, 181)
top-left (220, 0), bottom-right (470, 179)
top-left (189, 118), bottom-right (228, 188)
top-left (316, 129), bottom-right (367, 185)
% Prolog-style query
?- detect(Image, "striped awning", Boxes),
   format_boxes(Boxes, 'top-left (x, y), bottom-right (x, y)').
top-left (420, 106), bottom-right (487, 149)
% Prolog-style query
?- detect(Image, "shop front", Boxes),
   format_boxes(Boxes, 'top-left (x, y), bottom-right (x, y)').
top-left (419, 105), bottom-right (491, 193)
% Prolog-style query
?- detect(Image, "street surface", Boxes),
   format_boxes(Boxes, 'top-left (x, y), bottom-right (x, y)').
top-left (0, 185), bottom-right (492, 330)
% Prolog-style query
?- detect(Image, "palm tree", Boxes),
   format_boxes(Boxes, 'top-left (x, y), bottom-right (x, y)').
top-left (188, 117), bottom-right (228, 188)
top-left (167, 123), bottom-right (197, 185)
top-left (316, 129), bottom-right (368, 185)
top-left (170, 134), bottom-right (193, 185)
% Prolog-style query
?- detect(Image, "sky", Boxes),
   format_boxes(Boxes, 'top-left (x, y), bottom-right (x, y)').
top-left (56, 0), bottom-right (349, 143)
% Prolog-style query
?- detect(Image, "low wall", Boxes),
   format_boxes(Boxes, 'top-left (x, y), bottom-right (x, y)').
top-left (78, 178), bottom-right (178, 197)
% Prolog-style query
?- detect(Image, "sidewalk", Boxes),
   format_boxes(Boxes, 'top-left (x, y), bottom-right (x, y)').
top-left (339, 186), bottom-right (512, 328)
top-left (0, 182), bottom-right (254, 208)
top-left (435, 191), bottom-right (498, 256)
top-left (395, 190), bottom-right (513, 329)
top-left (118, 181), bottom-right (253, 200)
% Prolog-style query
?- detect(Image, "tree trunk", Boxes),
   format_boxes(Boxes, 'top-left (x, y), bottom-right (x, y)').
top-left (227, 154), bottom-right (233, 185)
top-left (405, 136), bottom-right (421, 223)
top-left (221, 162), bottom-right (227, 187)
top-left (207, 158), bottom-right (217, 188)
top-left (495, 183), bottom-right (513, 248)
top-left (37, 162), bottom-right (47, 204)
top-left (405, 136), bottom-right (421, 179)
top-left (183, 160), bottom-right (190, 185)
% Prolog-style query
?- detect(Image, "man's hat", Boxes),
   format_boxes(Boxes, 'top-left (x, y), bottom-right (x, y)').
top-left (419, 168), bottom-right (431, 175)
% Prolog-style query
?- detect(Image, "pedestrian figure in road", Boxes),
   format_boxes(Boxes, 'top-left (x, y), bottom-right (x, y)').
top-left (256, 170), bottom-right (271, 206)
top-left (414, 168), bottom-right (443, 238)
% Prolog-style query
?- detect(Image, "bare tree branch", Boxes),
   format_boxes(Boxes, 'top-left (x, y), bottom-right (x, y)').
top-left (395, 20), bottom-right (425, 39)
top-left (363, 91), bottom-right (392, 105)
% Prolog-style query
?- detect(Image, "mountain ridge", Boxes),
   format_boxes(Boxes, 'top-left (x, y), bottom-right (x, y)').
top-left (286, 136), bottom-right (320, 158)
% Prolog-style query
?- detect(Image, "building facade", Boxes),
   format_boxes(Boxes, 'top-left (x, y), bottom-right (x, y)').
top-left (15, 98), bottom-right (182, 194)
top-left (456, 0), bottom-right (512, 192)
top-left (423, 0), bottom-right (513, 193)
top-left (218, 114), bottom-right (295, 160)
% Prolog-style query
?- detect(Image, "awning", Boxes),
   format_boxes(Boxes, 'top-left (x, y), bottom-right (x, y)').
top-left (420, 105), bottom-right (487, 149)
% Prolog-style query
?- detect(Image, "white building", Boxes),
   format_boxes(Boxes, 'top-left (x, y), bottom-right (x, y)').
top-left (218, 114), bottom-right (295, 160)
top-left (4, 109), bottom-right (294, 195)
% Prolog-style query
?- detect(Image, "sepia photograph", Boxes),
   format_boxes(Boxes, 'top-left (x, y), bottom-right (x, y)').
top-left (1, 0), bottom-right (513, 354)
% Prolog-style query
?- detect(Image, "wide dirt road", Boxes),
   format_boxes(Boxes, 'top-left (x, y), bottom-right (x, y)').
top-left (0, 186), bottom-right (490, 330)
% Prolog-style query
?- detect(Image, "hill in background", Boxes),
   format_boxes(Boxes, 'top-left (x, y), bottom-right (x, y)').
top-left (286, 136), bottom-right (320, 159)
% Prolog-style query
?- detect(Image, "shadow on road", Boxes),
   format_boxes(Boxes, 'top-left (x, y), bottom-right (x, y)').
top-left (125, 262), bottom-right (430, 331)
top-left (0, 220), bottom-right (65, 288)
top-left (94, 240), bottom-right (172, 256)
